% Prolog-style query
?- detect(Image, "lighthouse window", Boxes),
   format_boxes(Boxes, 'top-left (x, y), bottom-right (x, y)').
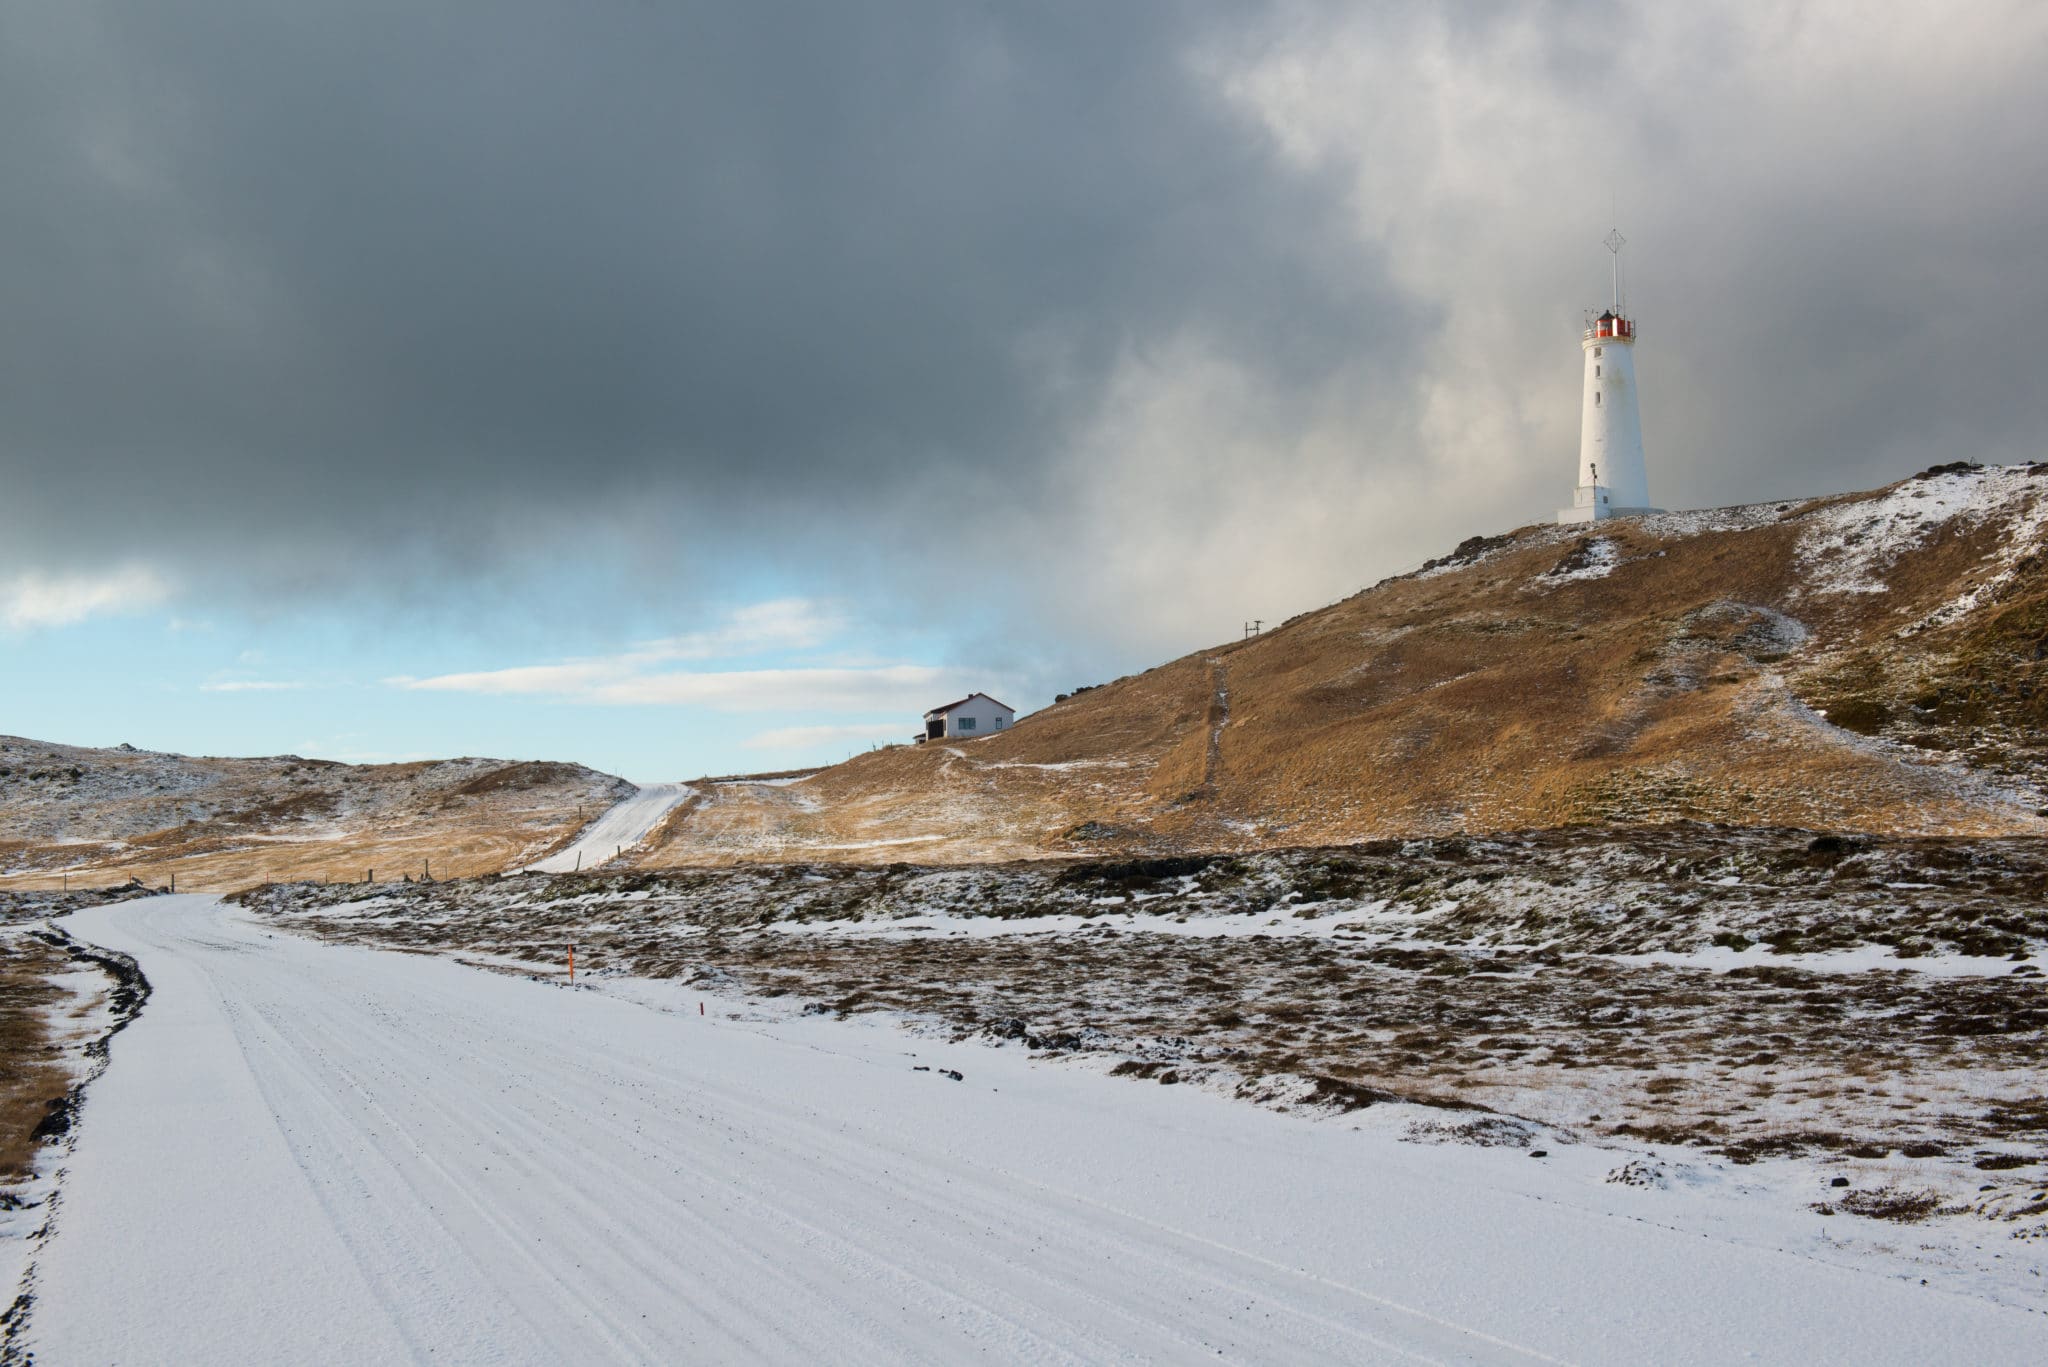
top-left (1594, 392), bottom-right (1602, 406)
top-left (1594, 346), bottom-right (1603, 357)
top-left (1595, 365), bottom-right (1602, 376)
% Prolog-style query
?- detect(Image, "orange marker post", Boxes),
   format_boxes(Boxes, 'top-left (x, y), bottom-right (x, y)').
top-left (568, 943), bottom-right (576, 983)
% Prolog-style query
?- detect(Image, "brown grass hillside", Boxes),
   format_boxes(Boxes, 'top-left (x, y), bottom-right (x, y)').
top-left (0, 740), bottom-right (632, 893)
top-left (639, 464), bottom-right (2048, 867)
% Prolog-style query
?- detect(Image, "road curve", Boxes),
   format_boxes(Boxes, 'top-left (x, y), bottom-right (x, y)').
top-left (26, 896), bottom-right (2042, 1365)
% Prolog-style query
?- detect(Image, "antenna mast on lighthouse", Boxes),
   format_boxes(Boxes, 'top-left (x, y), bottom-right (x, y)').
top-left (1604, 227), bottom-right (1626, 311)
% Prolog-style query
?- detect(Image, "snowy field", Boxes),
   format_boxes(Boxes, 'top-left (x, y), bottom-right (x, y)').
top-left (248, 829), bottom-right (2048, 1195)
top-left (10, 894), bottom-right (2042, 1363)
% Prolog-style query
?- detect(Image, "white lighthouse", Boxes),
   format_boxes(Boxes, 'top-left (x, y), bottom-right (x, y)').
top-left (1558, 229), bottom-right (1656, 524)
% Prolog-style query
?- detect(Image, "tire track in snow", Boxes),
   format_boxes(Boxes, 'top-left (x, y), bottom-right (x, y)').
top-left (250, 994), bottom-right (971, 1362)
top-left (31, 896), bottom-right (2048, 1365)
top-left (420, 996), bottom-right (1543, 1363)
top-left (246, 962), bottom-right (1407, 1363)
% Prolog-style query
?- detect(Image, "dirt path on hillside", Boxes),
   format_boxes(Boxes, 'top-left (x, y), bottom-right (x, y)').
top-left (1201, 660), bottom-right (1230, 794)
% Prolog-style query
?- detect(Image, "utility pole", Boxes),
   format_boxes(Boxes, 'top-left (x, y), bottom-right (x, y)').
top-left (1243, 620), bottom-right (1263, 639)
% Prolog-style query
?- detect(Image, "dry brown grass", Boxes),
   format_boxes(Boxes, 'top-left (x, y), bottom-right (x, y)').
top-left (0, 933), bottom-right (74, 1182)
top-left (0, 818), bottom-right (592, 897)
top-left (635, 477), bottom-right (2048, 869)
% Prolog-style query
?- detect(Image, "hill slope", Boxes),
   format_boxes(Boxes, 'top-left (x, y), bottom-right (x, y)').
top-left (0, 739), bottom-right (631, 892)
top-left (640, 463), bottom-right (2048, 867)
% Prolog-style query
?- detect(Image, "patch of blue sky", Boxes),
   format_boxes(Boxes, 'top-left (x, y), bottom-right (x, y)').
top-left (1, 587), bottom-right (1024, 783)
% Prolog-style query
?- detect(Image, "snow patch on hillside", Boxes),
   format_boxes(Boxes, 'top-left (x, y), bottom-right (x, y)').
top-left (1796, 465), bottom-right (2045, 597)
top-left (1635, 501), bottom-right (1791, 538)
top-left (1902, 479), bottom-right (2048, 635)
top-left (1545, 536), bottom-right (1619, 582)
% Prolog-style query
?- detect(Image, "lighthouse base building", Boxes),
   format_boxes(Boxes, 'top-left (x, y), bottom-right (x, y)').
top-left (1558, 303), bottom-right (1659, 525)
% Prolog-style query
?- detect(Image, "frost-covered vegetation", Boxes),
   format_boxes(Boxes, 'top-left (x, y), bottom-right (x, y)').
top-left (0, 888), bottom-right (153, 1310)
top-left (0, 735), bottom-right (631, 890)
top-left (243, 824), bottom-right (2048, 1234)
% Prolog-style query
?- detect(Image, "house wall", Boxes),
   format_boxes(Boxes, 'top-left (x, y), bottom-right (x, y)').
top-left (938, 696), bottom-right (1015, 739)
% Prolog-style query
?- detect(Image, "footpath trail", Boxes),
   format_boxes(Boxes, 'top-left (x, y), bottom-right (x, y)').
top-left (525, 782), bottom-right (691, 873)
top-left (26, 896), bottom-right (2042, 1365)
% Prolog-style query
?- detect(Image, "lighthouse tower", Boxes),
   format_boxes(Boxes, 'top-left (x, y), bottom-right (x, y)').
top-left (1558, 229), bottom-right (1656, 524)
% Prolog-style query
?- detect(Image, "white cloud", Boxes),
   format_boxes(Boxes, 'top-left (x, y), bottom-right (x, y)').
top-left (385, 598), bottom-right (844, 698)
top-left (636, 598), bottom-right (842, 661)
top-left (385, 598), bottom-right (992, 716)
top-left (394, 662), bottom-right (953, 714)
top-left (0, 566), bottom-right (169, 629)
top-left (587, 665), bottom-right (949, 711)
top-left (386, 661), bottom-right (617, 697)
top-left (1023, 331), bottom-right (1428, 648)
top-left (743, 722), bottom-right (913, 751)
top-left (285, 732), bottom-right (435, 765)
top-left (297, 745), bottom-right (433, 764)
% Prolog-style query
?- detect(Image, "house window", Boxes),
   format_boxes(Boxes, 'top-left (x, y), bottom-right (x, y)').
top-left (958, 716), bottom-right (976, 731)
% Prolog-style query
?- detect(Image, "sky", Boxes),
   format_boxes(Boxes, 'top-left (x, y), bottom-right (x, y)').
top-left (4, 1), bottom-right (2046, 782)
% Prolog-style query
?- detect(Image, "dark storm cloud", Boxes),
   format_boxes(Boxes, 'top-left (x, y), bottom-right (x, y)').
top-left (6, 1), bottom-right (2047, 675)
top-left (0, 2), bottom-right (1394, 600)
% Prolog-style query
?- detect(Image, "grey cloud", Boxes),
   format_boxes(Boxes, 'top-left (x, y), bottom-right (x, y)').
top-left (4, 2), bottom-right (2045, 690)
top-left (0, 2), bottom-right (1394, 606)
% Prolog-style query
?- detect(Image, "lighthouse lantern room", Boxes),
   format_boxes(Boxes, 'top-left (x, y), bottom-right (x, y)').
top-left (1558, 229), bottom-right (1657, 524)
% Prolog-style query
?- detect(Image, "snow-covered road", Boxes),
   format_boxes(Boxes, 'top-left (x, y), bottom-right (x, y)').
top-left (27, 896), bottom-right (2042, 1364)
top-left (525, 782), bottom-right (691, 873)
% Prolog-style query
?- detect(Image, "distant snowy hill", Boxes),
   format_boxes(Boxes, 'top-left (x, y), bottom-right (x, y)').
top-left (0, 738), bottom-right (630, 892)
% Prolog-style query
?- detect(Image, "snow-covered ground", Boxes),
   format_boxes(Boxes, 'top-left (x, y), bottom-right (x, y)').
top-left (525, 782), bottom-right (692, 873)
top-left (20, 895), bottom-right (2045, 1364)
top-left (1797, 464), bottom-right (2047, 598)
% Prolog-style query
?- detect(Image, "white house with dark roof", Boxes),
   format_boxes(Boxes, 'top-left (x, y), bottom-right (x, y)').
top-left (919, 693), bottom-right (1015, 742)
